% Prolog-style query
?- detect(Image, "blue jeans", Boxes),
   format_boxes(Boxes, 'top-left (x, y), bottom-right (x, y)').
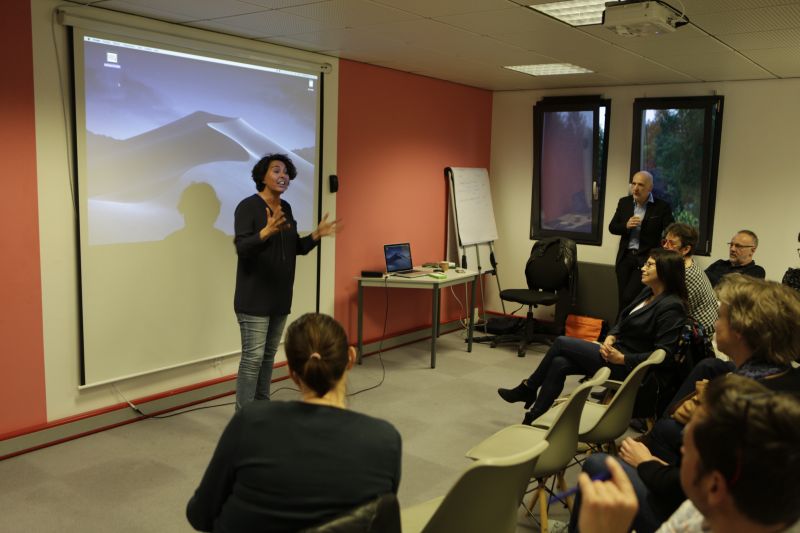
top-left (235, 313), bottom-right (288, 410)
top-left (569, 454), bottom-right (663, 533)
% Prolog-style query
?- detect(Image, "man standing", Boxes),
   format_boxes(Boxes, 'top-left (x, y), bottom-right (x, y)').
top-left (705, 230), bottom-right (765, 286)
top-left (609, 171), bottom-right (674, 314)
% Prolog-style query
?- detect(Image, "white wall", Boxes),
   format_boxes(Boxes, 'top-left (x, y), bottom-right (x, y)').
top-left (488, 78), bottom-right (800, 314)
top-left (31, 0), bottom-right (338, 421)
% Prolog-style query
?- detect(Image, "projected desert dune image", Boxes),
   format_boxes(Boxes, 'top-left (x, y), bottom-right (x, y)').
top-left (86, 111), bottom-right (314, 245)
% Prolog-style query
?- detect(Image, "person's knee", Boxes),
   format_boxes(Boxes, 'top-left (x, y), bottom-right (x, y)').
top-left (583, 453), bottom-right (612, 477)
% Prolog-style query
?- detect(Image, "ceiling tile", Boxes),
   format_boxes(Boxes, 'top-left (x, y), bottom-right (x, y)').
top-left (190, 10), bottom-right (332, 37)
top-left (99, 0), bottom-right (264, 22)
top-left (360, 18), bottom-right (555, 65)
top-left (655, 50), bottom-right (778, 81)
top-left (281, 0), bottom-right (419, 28)
top-left (721, 27), bottom-right (800, 49)
top-left (241, 0), bottom-right (328, 7)
top-left (436, 5), bottom-right (562, 36)
top-left (742, 47), bottom-right (800, 77)
top-left (371, 0), bottom-right (514, 18)
top-left (691, 4), bottom-right (800, 35)
top-left (679, 0), bottom-right (795, 16)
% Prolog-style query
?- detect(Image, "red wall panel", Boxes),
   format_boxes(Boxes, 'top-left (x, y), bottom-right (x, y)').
top-left (0, 0), bottom-right (47, 434)
top-left (335, 60), bottom-right (492, 341)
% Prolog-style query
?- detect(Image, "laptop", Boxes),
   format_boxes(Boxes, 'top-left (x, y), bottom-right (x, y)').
top-left (384, 243), bottom-right (429, 278)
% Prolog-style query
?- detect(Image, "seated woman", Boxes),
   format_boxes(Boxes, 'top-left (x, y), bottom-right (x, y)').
top-left (660, 222), bottom-right (718, 335)
top-left (499, 248), bottom-right (687, 425)
top-left (186, 313), bottom-right (402, 533)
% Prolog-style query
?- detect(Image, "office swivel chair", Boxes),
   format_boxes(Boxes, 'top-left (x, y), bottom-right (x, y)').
top-left (491, 238), bottom-right (576, 357)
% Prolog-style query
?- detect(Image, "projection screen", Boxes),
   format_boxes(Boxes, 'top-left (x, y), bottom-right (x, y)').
top-left (70, 25), bottom-right (323, 386)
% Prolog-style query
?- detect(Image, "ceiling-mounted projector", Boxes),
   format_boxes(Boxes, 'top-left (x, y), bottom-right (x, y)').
top-left (603, 1), bottom-right (688, 37)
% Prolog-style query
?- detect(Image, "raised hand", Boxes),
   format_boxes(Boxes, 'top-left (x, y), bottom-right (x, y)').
top-left (626, 215), bottom-right (642, 229)
top-left (260, 204), bottom-right (286, 240)
top-left (578, 457), bottom-right (639, 533)
top-left (312, 212), bottom-right (339, 240)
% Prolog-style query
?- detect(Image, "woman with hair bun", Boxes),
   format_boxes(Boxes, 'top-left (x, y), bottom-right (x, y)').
top-left (187, 313), bottom-right (402, 533)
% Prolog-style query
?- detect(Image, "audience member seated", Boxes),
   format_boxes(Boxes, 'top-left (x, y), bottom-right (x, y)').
top-left (576, 375), bottom-right (800, 533)
top-left (186, 313), bottom-right (402, 533)
top-left (570, 437), bottom-right (682, 533)
top-left (643, 274), bottom-right (800, 464)
top-left (704, 229), bottom-right (765, 287)
top-left (570, 277), bottom-right (800, 533)
top-left (498, 249), bottom-right (687, 425)
top-left (783, 243), bottom-right (800, 291)
top-left (660, 223), bottom-right (718, 335)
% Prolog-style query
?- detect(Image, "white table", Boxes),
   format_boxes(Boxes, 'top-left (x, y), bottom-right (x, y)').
top-left (356, 269), bottom-right (479, 368)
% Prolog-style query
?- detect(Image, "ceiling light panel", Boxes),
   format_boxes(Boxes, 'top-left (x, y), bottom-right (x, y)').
top-left (528, 0), bottom-right (617, 26)
top-left (505, 63), bottom-right (593, 75)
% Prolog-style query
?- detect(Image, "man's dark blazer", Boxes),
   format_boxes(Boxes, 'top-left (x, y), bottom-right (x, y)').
top-left (609, 195), bottom-right (674, 265)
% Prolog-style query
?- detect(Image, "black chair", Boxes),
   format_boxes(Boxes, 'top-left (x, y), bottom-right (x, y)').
top-left (301, 493), bottom-right (401, 533)
top-left (491, 238), bottom-right (576, 357)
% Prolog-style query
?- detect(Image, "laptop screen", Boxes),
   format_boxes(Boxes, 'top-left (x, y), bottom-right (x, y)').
top-left (384, 243), bottom-right (414, 273)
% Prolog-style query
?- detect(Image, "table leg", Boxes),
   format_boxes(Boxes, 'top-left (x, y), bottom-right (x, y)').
top-left (357, 281), bottom-right (364, 364)
top-left (467, 276), bottom-right (476, 352)
top-left (431, 285), bottom-right (440, 368)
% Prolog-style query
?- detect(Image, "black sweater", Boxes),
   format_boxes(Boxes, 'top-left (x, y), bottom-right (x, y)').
top-left (233, 194), bottom-right (318, 316)
top-left (187, 401), bottom-right (402, 533)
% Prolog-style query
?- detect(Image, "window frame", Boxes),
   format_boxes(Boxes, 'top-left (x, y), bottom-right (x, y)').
top-left (531, 95), bottom-right (611, 245)
top-left (630, 95), bottom-right (724, 256)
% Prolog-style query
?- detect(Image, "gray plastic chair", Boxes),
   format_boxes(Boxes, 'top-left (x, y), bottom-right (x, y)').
top-left (464, 367), bottom-right (611, 532)
top-left (533, 349), bottom-right (667, 454)
top-left (401, 441), bottom-right (549, 533)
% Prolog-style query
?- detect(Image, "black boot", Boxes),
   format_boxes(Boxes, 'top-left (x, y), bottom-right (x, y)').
top-left (497, 381), bottom-right (536, 409)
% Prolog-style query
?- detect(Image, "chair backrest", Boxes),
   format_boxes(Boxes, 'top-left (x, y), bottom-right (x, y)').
top-left (580, 349), bottom-right (666, 444)
top-left (301, 493), bottom-right (400, 533)
top-left (533, 367), bottom-right (611, 476)
top-left (419, 441), bottom-right (549, 533)
top-left (525, 238), bottom-right (575, 293)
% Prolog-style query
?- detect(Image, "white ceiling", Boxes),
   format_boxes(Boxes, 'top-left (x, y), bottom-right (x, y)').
top-left (65, 0), bottom-right (800, 90)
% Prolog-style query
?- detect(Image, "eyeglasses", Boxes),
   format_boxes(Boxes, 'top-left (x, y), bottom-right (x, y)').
top-left (642, 260), bottom-right (657, 269)
top-left (661, 238), bottom-right (682, 248)
top-left (728, 242), bottom-right (755, 250)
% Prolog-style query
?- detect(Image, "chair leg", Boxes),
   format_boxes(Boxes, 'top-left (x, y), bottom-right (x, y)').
top-left (538, 482), bottom-right (549, 533)
top-left (606, 440), bottom-right (619, 455)
top-left (556, 471), bottom-right (573, 513)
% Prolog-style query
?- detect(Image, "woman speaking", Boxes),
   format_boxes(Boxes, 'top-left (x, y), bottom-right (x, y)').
top-left (233, 154), bottom-right (337, 410)
top-left (498, 248), bottom-right (687, 425)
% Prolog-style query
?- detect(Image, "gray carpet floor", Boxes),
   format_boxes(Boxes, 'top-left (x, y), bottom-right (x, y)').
top-left (0, 331), bottom-right (584, 532)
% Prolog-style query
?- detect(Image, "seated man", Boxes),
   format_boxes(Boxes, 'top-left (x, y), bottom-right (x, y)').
top-left (705, 230), bottom-right (765, 286)
top-left (661, 222), bottom-right (718, 334)
top-left (577, 374), bottom-right (800, 533)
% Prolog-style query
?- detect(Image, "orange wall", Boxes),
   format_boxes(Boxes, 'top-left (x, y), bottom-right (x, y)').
top-left (335, 60), bottom-right (492, 341)
top-left (0, 0), bottom-right (47, 435)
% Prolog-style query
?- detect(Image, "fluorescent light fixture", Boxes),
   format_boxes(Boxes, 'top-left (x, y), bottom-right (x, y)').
top-left (528, 0), bottom-right (618, 26)
top-left (505, 63), bottom-right (593, 76)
